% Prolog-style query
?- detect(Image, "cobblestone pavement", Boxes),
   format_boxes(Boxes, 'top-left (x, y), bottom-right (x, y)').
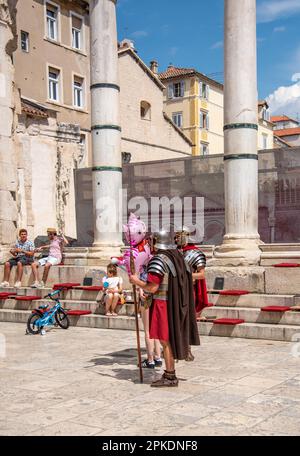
top-left (0, 322), bottom-right (300, 436)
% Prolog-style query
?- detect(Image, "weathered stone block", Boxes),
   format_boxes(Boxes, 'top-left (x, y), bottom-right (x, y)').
top-left (205, 266), bottom-right (265, 293)
top-left (265, 267), bottom-right (300, 294)
top-left (0, 136), bottom-right (16, 163)
top-left (0, 190), bottom-right (17, 220)
top-left (0, 162), bottom-right (17, 191)
top-left (0, 220), bottom-right (17, 244)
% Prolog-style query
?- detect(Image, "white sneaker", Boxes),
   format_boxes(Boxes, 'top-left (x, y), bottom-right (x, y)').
top-left (31, 281), bottom-right (40, 288)
top-left (14, 281), bottom-right (21, 288)
top-left (1, 281), bottom-right (10, 288)
top-left (39, 281), bottom-right (45, 288)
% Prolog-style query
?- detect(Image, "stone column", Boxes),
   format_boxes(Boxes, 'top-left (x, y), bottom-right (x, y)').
top-left (0, 2), bottom-right (18, 262)
top-left (214, 0), bottom-right (261, 265)
top-left (89, 0), bottom-right (122, 256)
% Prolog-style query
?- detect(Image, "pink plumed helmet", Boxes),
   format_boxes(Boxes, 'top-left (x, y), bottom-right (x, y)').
top-left (123, 213), bottom-right (146, 247)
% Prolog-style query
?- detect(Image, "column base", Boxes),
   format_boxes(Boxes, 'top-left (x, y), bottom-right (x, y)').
top-left (87, 244), bottom-right (124, 265)
top-left (63, 245), bottom-right (123, 266)
top-left (211, 237), bottom-right (263, 267)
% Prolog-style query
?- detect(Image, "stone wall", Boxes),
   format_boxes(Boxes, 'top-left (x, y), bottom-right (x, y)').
top-left (15, 112), bottom-right (88, 241)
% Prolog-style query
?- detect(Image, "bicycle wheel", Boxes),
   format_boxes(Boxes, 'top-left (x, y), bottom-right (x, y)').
top-left (55, 309), bottom-right (70, 329)
top-left (27, 313), bottom-right (42, 335)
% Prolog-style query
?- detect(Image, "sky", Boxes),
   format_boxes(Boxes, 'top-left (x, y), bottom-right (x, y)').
top-left (116, 0), bottom-right (300, 120)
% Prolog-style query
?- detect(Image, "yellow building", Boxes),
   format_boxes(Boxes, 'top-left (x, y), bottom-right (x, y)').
top-left (159, 66), bottom-right (274, 155)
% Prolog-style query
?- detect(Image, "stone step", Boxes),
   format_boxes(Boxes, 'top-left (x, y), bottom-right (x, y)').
top-left (0, 298), bottom-right (136, 316)
top-left (0, 286), bottom-right (134, 302)
top-left (203, 306), bottom-right (300, 326)
top-left (208, 293), bottom-right (296, 308)
top-left (199, 321), bottom-right (300, 342)
top-left (1, 308), bottom-right (299, 342)
top-left (0, 309), bottom-right (141, 332)
top-left (0, 264), bottom-right (131, 288)
top-left (2, 287), bottom-right (296, 309)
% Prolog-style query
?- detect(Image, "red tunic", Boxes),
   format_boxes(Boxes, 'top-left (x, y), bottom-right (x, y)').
top-left (147, 272), bottom-right (169, 342)
top-left (182, 244), bottom-right (209, 313)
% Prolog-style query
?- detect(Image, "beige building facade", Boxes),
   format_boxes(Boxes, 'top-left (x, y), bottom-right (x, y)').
top-left (15, 0), bottom-right (90, 130)
top-left (118, 46), bottom-right (192, 163)
top-left (11, 0), bottom-right (90, 243)
top-left (159, 66), bottom-right (274, 155)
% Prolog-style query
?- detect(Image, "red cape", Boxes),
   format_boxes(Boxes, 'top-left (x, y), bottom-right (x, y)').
top-left (183, 244), bottom-right (209, 313)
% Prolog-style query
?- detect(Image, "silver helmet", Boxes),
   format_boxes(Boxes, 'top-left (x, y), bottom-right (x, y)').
top-left (174, 226), bottom-right (190, 247)
top-left (152, 229), bottom-right (176, 250)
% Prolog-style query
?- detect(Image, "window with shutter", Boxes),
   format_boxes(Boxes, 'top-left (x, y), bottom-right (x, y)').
top-left (46, 2), bottom-right (58, 41)
top-left (200, 111), bottom-right (203, 128)
top-left (73, 76), bottom-right (84, 108)
top-left (48, 67), bottom-right (60, 101)
top-left (71, 14), bottom-right (83, 50)
top-left (172, 112), bottom-right (183, 128)
top-left (180, 81), bottom-right (185, 97)
top-left (168, 84), bottom-right (174, 99)
top-left (206, 84), bottom-right (210, 100)
top-left (21, 31), bottom-right (29, 52)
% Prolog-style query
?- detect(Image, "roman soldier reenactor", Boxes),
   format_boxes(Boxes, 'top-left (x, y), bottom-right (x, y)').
top-left (129, 229), bottom-right (200, 387)
top-left (175, 226), bottom-right (209, 322)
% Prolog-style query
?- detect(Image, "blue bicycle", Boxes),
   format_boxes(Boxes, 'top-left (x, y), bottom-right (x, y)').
top-left (26, 288), bottom-right (70, 335)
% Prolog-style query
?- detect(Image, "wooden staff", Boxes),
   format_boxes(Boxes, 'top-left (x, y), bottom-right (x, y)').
top-left (128, 228), bottom-right (143, 383)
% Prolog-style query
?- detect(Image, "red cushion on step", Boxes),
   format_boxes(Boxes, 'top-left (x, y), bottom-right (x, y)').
top-left (52, 283), bottom-right (81, 290)
top-left (273, 263), bottom-right (300, 267)
top-left (67, 310), bottom-right (92, 316)
top-left (261, 306), bottom-right (291, 312)
top-left (0, 292), bottom-right (16, 299)
top-left (73, 286), bottom-right (103, 291)
top-left (219, 290), bottom-right (250, 296)
top-left (14, 295), bottom-right (41, 301)
top-left (213, 318), bottom-right (245, 325)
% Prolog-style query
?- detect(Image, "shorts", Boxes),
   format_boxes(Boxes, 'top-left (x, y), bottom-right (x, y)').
top-left (8, 257), bottom-right (33, 267)
top-left (38, 256), bottom-right (60, 266)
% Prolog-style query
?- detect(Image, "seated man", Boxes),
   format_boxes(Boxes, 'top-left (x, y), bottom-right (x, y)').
top-left (1, 229), bottom-right (35, 288)
top-left (31, 228), bottom-right (69, 288)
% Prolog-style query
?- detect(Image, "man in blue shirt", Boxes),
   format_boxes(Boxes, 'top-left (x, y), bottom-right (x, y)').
top-left (1, 229), bottom-right (35, 288)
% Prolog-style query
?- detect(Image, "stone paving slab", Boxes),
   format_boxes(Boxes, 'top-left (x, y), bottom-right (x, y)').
top-left (0, 322), bottom-right (300, 436)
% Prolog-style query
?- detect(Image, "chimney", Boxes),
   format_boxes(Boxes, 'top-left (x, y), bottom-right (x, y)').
top-left (150, 60), bottom-right (158, 75)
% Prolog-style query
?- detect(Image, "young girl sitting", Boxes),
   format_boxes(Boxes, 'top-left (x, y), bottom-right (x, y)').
top-left (102, 264), bottom-right (123, 316)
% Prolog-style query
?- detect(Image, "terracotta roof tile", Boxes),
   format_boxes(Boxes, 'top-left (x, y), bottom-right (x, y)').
top-left (271, 115), bottom-right (294, 123)
top-left (274, 127), bottom-right (300, 137)
top-left (21, 99), bottom-right (48, 118)
top-left (159, 66), bottom-right (196, 79)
